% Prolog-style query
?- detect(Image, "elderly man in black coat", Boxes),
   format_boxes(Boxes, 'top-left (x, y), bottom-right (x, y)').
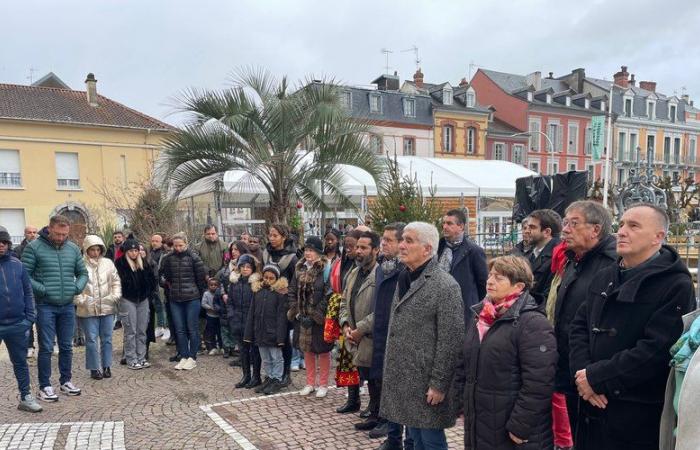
top-left (437, 209), bottom-right (488, 319)
top-left (569, 203), bottom-right (695, 450)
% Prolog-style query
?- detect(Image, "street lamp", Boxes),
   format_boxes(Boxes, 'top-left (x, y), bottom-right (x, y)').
top-left (508, 131), bottom-right (556, 175)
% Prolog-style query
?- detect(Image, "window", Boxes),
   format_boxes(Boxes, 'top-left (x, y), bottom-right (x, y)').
top-left (673, 171), bottom-right (680, 182)
top-left (547, 122), bottom-right (561, 152)
top-left (551, 162), bottom-right (559, 174)
top-left (369, 134), bottom-right (383, 155)
top-left (442, 125), bottom-right (454, 152)
top-left (529, 161), bottom-right (540, 173)
top-left (585, 98), bottom-right (591, 109)
top-left (647, 135), bottom-right (655, 155)
top-left (664, 137), bottom-right (671, 164)
top-left (529, 119), bottom-right (541, 151)
top-left (369, 94), bottom-right (382, 113)
top-left (403, 98), bottom-right (415, 117)
top-left (618, 132), bottom-right (627, 161)
top-left (527, 92), bottom-right (534, 102)
top-left (546, 94), bottom-right (552, 104)
top-left (402, 137), bottom-right (415, 156)
top-left (565, 97), bottom-right (572, 107)
top-left (466, 91), bottom-right (475, 107)
top-left (0, 149), bottom-right (21, 188)
top-left (618, 169), bottom-right (626, 184)
top-left (663, 170), bottom-right (670, 180)
top-left (494, 143), bottom-right (505, 160)
top-left (443, 87), bottom-right (453, 105)
top-left (584, 125), bottom-right (592, 155)
top-left (670, 105), bottom-right (677, 123)
top-left (647, 101), bottom-right (656, 119)
top-left (0, 209), bottom-right (25, 244)
top-left (629, 133), bottom-right (638, 161)
top-left (624, 98), bottom-right (633, 117)
top-left (55, 152), bottom-right (80, 189)
top-left (674, 137), bottom-right (681, 164)
top-left (600, 101), bottom-right (606, 112)
top-left (568, 123), bottom-right (578, 154)
top-left (466, 127), bottom-right (476, 154)
top-left (512, 144), bottom-right (524, 164)
top-left (689, 138), bottom-right (696, 164)
top-left (568, 162), bottom-right (577, 171)
top-left (339, 91), bottom-right (351, 109)
top-left (587, 164), bottom-right (595, 181)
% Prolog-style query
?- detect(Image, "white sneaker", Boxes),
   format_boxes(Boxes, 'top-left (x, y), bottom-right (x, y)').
top-left (208, 348), bottom-right (219, 356)
top-left (290, 364), bottom-right (300, 372)
top-left (174, 358), bottom-right (186, 370)
top-left (38, 386), bottom-right (58, 402)
top-left (60, 381), bottom-right (81, 396)
top-left (299, 385), bottom-right (315, 396)
top-left (160, 329), bottom-right (171, 342)
top-left (155, 327), bottom-right (164, 338)
top-left (27, 348), bottom-right (35, 358)
top-left (181, 357), bottom-right (197, 370)
top-left (315, 386), bottom-right (328, 398)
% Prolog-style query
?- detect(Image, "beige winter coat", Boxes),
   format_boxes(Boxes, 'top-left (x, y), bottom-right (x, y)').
top-left (339, 263), bottom-right (378, 368)
top-left (74, 235), bottom-right (122, 318)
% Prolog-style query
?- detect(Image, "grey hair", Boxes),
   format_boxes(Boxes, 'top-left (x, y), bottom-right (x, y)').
top-left (565, 200), bottom-right (612, 238)
top-left (172, 232), bottom-right (189, 244)
top-left (404, 222), bottom-right (439, 257)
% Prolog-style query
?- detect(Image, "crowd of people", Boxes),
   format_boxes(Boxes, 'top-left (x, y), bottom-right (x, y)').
top-left (1, 200), bottom-right (699, 450)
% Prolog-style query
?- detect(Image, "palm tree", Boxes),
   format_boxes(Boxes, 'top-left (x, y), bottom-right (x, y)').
top-left (161, 68), bottom-right (384, 224)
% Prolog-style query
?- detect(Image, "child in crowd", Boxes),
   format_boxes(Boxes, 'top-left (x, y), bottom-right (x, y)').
top-left (228, 254), bottom-right (261, 388)
top-left (244, 263), bottom-right (289, 395)
top-left (201, 278), bottom-right (223, 355)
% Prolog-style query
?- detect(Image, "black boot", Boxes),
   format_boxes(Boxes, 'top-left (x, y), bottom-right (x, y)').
top-left (235, 350), bottom-right (251, 389)
top-left (336, 385), bottom-right (361, 414)
top-left (245, 347), bottom-right (262, 388)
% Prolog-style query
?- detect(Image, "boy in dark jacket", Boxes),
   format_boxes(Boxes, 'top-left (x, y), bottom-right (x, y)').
top-left (244, 263), bottom-right (288, 396)
top-left (0, 230), bottom-right (42, 412)
top-left (201, 278), bottom-right (223, 355)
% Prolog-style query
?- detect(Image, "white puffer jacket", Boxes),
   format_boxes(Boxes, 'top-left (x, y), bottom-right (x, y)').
top-left (74, 235), bottom-right (122, 317)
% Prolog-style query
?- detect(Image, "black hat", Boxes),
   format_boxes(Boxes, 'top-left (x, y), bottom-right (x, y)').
top-left (262, 263), bottom-right (281, 279)
top-left (237, 254), bottom-right (255, 268)
top-left (304, 236), bottom-right (323, 255)
top-left (122, 238), bottom-right (140, 252)
top-left (0, 230), bottom-right (12, 246)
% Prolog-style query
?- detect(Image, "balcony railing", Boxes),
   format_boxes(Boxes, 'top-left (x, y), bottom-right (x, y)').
top-left (57, 178), bottom-right (80, 189)
top-left (0, 172), bottom-right (21, 187)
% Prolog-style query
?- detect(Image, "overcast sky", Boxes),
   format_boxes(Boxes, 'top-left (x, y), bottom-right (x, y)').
top-left (3, 0), bottom-right (699, 125)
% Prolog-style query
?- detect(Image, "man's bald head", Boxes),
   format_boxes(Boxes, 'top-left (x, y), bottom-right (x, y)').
top-left (626, 203), bottom-right (669, 233)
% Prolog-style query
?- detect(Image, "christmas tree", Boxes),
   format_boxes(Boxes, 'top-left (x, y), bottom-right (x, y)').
top-left (367, 155), bottom-right (442, 230)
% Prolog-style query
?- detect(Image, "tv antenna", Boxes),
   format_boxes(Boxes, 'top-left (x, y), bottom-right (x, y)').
top-left (27, 67), bottom-right (38, 84)
top-left (468, 60), bottom-right (479, 80)
top-left (380, 48), bottom-right (394, 74)
top-left (401, 45), bottom-right (421, 70)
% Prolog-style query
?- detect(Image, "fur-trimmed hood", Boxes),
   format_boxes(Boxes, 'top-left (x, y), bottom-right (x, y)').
top-left (230, 270), bottom-right (261, 285)
top-left (252, 275), bottom-right (288, 294)
top-left (294, 256), bottom-right (328, 273)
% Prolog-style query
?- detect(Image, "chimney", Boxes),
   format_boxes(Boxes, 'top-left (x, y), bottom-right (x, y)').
top-left (413, 68), bottom-right (424, 88)
top-left (459, 77), bottom-right (469, 88)
top-left (639, 80), bottom-right (657, 92)
top-left (525, 71), bottom-right (542, 90)
top-left (691, 100), bottom-right (694, 107)
top-left (547, 72), bottom-right (554, 79)
top-left (629, 74), bottom-right (636, 86)
top-left (613, 65), bottom-right (629, 88)
top-left (682, 94), bottom-right (690, 104)
top-left (570, 68), bottom-right (586, 93)
top-left (85, 73), bottom-right (98, 106)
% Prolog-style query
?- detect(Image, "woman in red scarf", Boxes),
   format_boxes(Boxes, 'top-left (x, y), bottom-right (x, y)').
top-left (457, 255), bottom-right (557, 450)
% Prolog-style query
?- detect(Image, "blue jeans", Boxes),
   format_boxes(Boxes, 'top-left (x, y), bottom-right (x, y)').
top-left (0, 319), bottom-right (32, 399)
top-left (80, 315), bottom-right (114, 370)
top-left (170, 299), bottom-right (201, 359)
top-left (406, 427), bottom-right (447, 450)
top-left (36, 304), bottom-right (75, 388)
top-left (290, 330), bottom-right (304, 368)
top-left (258, 346), bottom-right (284, 380)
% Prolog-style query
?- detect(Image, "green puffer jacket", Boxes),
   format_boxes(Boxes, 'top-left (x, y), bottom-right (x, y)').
top-left (21, 230), bottom-right (89, 306)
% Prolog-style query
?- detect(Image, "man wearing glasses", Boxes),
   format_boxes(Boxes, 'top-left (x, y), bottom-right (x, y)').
top-left (553, 200), bottom-right (617, 437)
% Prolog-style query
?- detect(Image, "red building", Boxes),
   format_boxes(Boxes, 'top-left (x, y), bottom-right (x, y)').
top-left (472, 68), bottom-right (608, 180)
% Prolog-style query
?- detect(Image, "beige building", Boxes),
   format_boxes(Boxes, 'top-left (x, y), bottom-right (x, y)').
top-left (0, 72), bottom-right (173, 243)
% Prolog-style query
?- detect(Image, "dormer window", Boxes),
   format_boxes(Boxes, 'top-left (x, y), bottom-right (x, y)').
top-left (443, 87), bottom-right (453, 105)
top-left (527, 91), bottom-right (534, 102)
top-left (369, 94), bottom-right (382, 113)
top-left (585, 98), bottom-right (591, 109)
top-left (670, 104), bottom-right (677, 123)
top-left (600, 101), bottom-right (606, 112)
top-left (624, 97), bottom-right (633, 117)
top-left (647, 100), bottom-right (656, 119)
top-left (546, 94), bottom-right (552, 104)
top-left (565, 97), bottom-right (571, 107)
top-left (466, 91), bottom-right (476, 108)
top-left (403, 98), bottom-right (415, 117)
top-left (339, 90), bottom-right (351, 109)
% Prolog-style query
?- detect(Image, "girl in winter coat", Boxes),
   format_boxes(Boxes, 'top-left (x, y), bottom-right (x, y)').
top-left (228, 254), bottom-right (261, 387)
top-left (288, 236), bottom-right (333, 398)
top-left (457, 255), bottom-right (557, 450)
top-left (75, 235), bottom-right (122, 380)
top-left (244, 263), bottom-right (288, 395)
top-left (217, 241), bottom-right (251, 359)
top-left (115, 238), bottom-right (157, 371)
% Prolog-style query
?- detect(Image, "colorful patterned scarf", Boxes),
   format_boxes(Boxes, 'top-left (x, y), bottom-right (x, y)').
top-left (477, 291), bottom-right (521, 342)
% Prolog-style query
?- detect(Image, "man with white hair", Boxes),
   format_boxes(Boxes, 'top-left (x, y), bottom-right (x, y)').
top-left (380, 222), bottom-right (464, 450)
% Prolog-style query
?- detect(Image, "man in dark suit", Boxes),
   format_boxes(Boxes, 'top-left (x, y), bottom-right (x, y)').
top-left (523, 209), bottom-right (562, 305)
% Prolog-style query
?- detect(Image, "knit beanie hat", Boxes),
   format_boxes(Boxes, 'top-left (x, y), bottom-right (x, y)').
top-left (304, 236), bottom-right (324, 255)
top-left (0, 230), bottom-right (12, 246)
top-left (262, 263), bottom-right (281, 279)
top-left (122, 238), bottom-right (140, 252)
top-left (237, 254), bottom-right (255, 268)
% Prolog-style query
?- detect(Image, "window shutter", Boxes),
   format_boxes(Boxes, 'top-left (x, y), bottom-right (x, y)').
top-left (56, 152), bottom-right (80, 179)
top-left (0, 150), bottom-right (20, 173)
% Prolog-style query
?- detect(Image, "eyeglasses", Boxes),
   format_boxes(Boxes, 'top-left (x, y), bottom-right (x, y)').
top-left (562, 219), bottom-right (588, 229)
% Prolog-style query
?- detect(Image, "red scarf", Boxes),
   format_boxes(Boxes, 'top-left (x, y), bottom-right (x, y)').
top-left (477, 291), bottom-right (521, 342)
top-left (550, 241), bottom-right (568, 275)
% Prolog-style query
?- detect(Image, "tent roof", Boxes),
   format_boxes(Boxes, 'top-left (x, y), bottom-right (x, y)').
top-left (178, 156), bottom-right (536, 207)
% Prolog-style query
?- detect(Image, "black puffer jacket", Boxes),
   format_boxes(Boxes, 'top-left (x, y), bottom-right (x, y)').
top-left (262, 239), bottom-right (299, 282)
top-left (159, 249), bottom-right (207, 303)
top-left (457, 292), bottom-right (557, 450)
top-left (244, 276), bottom-right (289, 347)
top-left (553, 234), bottom-right (616, 392)
top-left (227, 272), bottom-right (255, 337)
top-left (115, 256), bottom-right (157, 303)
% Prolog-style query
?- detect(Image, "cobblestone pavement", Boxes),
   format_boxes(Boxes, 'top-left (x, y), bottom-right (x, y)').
top-left (0, 332), bottom-right (464, 449)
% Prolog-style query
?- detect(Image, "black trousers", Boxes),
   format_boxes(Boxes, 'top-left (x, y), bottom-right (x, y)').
top-left (575, 400), bottom-right (662, 450)
top-left (358, 367), bottom-right (382, 418)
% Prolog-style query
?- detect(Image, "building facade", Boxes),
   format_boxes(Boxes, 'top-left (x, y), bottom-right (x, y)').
top-left (0, 73), bottom-right (172, 243)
